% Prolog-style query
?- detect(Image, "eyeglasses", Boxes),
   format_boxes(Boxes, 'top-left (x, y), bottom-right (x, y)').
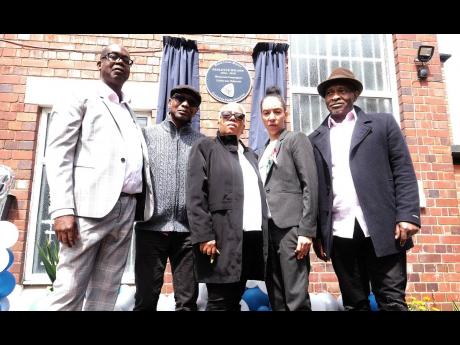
top-left (220, 111), bottom-right (245, 121)
top-left (101, 52), bottom-right (134, 66)
top-left (171, 93), bottom-right (199, 108)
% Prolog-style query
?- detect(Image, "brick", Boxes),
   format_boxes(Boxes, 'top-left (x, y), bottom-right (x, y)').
top-left (21, 59), bottom-right (48, 68)
top-left (14, 131), bottom-right (35, 141)
top-left (0, 93), bottom-right (18, 102)
top-left (16, 113), bottom-right (37, 122)
top-left (11, 150), bottom-right (33, 160)
top-left (0, 84), bottom-right (13, 92)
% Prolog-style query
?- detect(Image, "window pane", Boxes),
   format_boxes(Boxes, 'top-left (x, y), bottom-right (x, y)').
top-left (291, 58), bottom-right (299, 86)
top-left (32, 168), bottom-right (54, 277)
top-left (340, 38), bottom-right (350, 57)
top-left (362, 34), bottom-right (373, 58)
top-left (299, 58), bottom-right (308, 87)
top-left (364, 61), bottom-right (376, 91)
top-left (355, 97), bottom-right (393, 114)
top-left (309, 59), bottom-right (318, 87)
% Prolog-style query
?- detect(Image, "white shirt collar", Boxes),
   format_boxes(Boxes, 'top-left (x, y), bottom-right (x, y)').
top-left (98, 80), bottom-right (131, 104)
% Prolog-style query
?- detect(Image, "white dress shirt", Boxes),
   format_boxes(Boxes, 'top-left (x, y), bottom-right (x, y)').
top-left (329, 109), bottom-right (370, 238)
top-left (258, 139), bottom-right (278, 218)
top-left (238, 143), bottom-right (262, 231)
top-left (100, 82), bottom-right (143, 195)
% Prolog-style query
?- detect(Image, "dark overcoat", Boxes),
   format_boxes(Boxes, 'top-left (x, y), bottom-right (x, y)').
top-left (309, 106), bottom-right (421, 258)
top-left (186, 134), bottom-right (268, 283)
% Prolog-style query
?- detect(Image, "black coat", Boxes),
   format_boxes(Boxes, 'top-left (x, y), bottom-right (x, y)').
top-left (186, 134), bottom-right (268, 283)
top-left (308, 106), bottom-right (421, 258)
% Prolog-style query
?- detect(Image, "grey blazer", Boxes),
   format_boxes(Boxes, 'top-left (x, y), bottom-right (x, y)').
top-left (46, 83), bottom-right (154, 220)
top-left (262, 129), bottom-right (318, 237)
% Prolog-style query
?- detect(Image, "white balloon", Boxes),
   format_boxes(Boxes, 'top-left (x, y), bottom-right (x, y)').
top-left (337, 294), bottom-right (345, 311)
top-left (0, 297), bottom-right (10, 311)
top-left (114, 285), bottom-right (135, 311)
top-left (0, 221), bottom-right (19, 249)
top-left (197, 283), bottom-right (208, 311)
top-left (321, 292), bottom-right (339, 311)
top-left (240, 299), bottom-right (250, 311)
top-left (0, 248), bottom-right (8, 272)
top-left (157, 293), bottom-right (176, 311)
top-left (256, 281), bottom-right (267, 295)
top-left (310, 293), bottom-right (325, 311)
top-left (245, 280), bottom-right (258, 289)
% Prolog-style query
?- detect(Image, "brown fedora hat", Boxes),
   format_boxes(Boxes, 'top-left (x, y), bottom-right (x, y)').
top-left (317, 67), bottom-right (363, 98)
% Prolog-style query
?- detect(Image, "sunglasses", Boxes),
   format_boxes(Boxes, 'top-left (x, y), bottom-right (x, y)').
top-left (220, 111), bottom-right (245, 121)
top-left (101, 52), bottom-right (134, 66)
top-left (171, 93), bottom-right (199, 108)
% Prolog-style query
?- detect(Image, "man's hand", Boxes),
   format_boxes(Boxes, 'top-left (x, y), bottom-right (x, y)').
top-left (53, 215), bottom-right (79, 247)
top-left (313, 238), bottom-right (328, 262)
top-left (394, 221), bottom-right (420, 247)
top-left (199, 240), bottom-right (220, 263)
top-left (295, 236), bottom-right (312, 260)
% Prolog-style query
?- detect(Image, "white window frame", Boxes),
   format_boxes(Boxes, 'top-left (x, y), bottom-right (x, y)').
top-left (287, 34), bottom-right (400, 133)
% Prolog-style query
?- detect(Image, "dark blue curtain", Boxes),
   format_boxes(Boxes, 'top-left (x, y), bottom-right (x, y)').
top-left (156, 36), bottom-right (200, 131)
top-left (249, 42), bottom-right (289, 155)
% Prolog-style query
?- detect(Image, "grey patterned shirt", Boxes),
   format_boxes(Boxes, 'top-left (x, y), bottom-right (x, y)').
top-left (135, 115), bottom-right (204, 232)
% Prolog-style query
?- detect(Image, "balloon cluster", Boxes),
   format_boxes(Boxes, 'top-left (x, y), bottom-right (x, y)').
top-left (0, 221), bottom-right (19, 311)
top-left (240, 280), bottom-right (271, 311)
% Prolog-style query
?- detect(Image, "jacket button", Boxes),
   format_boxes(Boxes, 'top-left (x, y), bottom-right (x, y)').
top-left (121, 158), bottom-right (126, 163)
top-left (265, 188), bottom-right (270, 193)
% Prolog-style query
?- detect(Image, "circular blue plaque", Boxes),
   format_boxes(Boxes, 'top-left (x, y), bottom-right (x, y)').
top-left (205, 60), bottom-right (252, 103)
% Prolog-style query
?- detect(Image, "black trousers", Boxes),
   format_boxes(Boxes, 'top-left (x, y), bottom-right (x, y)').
top-left (331, 220), bottom-right (408, 311)
top-left (266, 219), bottom-right (311, 311)
top-left (206, 231), bottom-right (264, 311)
top-left (133, 230), bottom-right (198, 311)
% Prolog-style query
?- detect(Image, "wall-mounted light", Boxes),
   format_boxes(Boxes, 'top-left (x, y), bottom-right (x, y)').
top-left (415, 45), bottom-right (435, 80)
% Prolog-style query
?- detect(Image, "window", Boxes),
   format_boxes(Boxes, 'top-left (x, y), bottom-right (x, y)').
top-left (24, 109), bottom-right (152, 284)
top-left (289, 34), bottom-right (398, 134)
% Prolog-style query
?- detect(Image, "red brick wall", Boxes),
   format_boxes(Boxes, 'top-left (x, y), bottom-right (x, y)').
top-left (1, 34), bottom-right (459, 309)
top-left (394, 34), bottom-right (460, 310)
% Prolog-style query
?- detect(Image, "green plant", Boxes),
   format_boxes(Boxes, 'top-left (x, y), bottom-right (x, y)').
top-left (453, 301), bottom-right (459, 311)
top-left (407, 296), bottom-right (440, 311)
top-left (36, 239), bottom-right (59, 291)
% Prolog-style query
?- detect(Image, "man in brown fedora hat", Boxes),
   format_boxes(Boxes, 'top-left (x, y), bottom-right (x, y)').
top-left (309, 67), bottom-right (421, 311)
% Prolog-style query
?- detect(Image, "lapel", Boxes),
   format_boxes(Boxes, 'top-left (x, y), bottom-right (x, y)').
top-left (349, 106), bottom-right (372, 159)
top-left (97, 86), bottom-right (124, 135)
top-left (264, 129), bottom-right (287, 185)
top-left (311, 118), bottom-right (332, 173)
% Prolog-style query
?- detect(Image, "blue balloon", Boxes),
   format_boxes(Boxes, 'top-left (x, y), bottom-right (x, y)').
top-left (242, 287), bottom-right (269, 311)
top-left (369, 292), bottom-right (378, 311)
top-left (0, 271), bottom-right (16, 298)
top-left (256, 305), bottom-right (271, 311)
top-left (5, 249), bottom-right (14, 271)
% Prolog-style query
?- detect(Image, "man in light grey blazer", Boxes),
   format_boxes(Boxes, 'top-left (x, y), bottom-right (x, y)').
top-left (45, 44), bottom-right (154, 310)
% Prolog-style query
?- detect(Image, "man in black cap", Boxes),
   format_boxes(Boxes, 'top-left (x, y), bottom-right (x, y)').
top-left (309, 67), bottom-right (421, 311)
top-left (133, 85), bottom-right (203, 310)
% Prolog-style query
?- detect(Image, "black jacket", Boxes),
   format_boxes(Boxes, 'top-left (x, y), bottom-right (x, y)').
top-left (309, 107), bottom-right (421, 258)
top-left (186, 133), bottom-right (268, 283)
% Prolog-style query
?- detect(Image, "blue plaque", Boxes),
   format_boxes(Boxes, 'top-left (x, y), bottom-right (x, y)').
top-left (205, 60), bottom-right (252, 103)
